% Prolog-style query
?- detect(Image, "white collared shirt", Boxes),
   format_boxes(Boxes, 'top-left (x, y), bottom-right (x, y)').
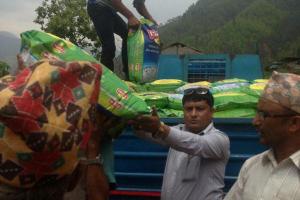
top-left (224, 149), bottom-right (300, 200)
top-left (135, 122), bottom-right (230, 200)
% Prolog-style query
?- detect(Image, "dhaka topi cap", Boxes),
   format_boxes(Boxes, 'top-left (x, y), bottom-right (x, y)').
top-left (261, 71), bottom-right (300, 113)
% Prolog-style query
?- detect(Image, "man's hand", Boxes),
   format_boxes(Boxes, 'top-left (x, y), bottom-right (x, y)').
top-left (128, 16), bottom-right (140, 29)
top-left (133, 107), bottom-right (161, 133)
top-left (148, 17), bottom-right (158, 26)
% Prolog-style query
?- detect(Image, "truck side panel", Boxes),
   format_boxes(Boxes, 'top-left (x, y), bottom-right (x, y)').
top-left (111, 118), bottom-right (266, 199)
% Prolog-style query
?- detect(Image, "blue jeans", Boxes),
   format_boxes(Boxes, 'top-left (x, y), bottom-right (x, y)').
top-left (87, 3), bottom-right (129, 79)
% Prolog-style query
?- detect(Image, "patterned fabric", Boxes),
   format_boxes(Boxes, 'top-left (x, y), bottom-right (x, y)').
top-left (0, 60), bottom-right (102, 188)
top-left (262, 71), bottom-right (300, 113)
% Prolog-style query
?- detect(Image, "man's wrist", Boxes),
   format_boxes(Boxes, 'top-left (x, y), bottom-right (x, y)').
top-left (80, 154), bottom-right (104, 166)
top-left (152, 122), bottom-right (169, 139)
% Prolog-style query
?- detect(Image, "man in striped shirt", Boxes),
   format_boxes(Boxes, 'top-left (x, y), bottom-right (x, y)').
top-left (87, 0), bottom-right (156, 80)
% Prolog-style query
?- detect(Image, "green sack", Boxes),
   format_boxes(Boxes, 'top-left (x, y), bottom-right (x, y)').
top-left (125, 81), bottom-right (147, 92)
top-left (168, 94), bottom-right (183, 110)
top-left (211, 81), bottom-right (250, 94)
top-left (176, 81), bottom-right (211, 94)
top-left (213, 91), bottom-right (258, 111)
top-left (214, 108), bottom-right (256, 118)
top-left (134, 92), bottom-right (169, 109)
top-left (20, 30), bottom-right (150, 119)
top-left (158, 108), bottom-right (184, 118)
top-left (127, 18), bottom-right (160, 83)
top-left (146, 79), bottom-right (185, 93)
top-left (20, 30), bottom-right (96, 63)
top-left (212, 78), bottom-right (249, 86)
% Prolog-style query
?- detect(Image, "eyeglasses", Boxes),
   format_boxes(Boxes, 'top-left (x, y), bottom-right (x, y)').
top-left (256, 110), bottom-right (298, 120)
top-left (183, 87), bottom-right (209, 96)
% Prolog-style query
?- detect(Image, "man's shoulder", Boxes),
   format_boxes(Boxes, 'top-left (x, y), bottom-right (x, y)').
top-left (209, 125), bottom-right (230, 140)
top-left (172, 124), bottom-right (184, 129)
top-left (243, 150), bottom-right (269, 169)
top-left (88, 0), bottom-right (112, 6)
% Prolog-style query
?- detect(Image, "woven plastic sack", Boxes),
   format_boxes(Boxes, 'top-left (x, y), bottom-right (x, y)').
top-left (125, 81), bottom-right (147, 93)
top-left (0, 60), bottom-right (101, 188)
top-left (127, 18), bottom-right (160, 83)
top-left (167, 94), bottom-right (183, 110)
top-left (98, 67), bottom-right (150, 118)
top-left (214, 108), bottom-right (256, 118)
top-left (158, 108), bottom-right (183, 118)
top-left (176, 81), bottom-right (211, 94)
top-left (20, 30), bottom-right (150, 119)
top-left (252, 79), bottom-right (268, 83)
top-left (213, 91), bottom-right (258, 111)
top-left (211, 81), bottom-right (250, 94)
top-left (146, 79), bottom-right (185, 93)
top-left (134, 92), bottom-right (169, 109)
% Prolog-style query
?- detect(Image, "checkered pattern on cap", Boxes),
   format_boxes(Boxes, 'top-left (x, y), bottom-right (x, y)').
top-left (262, 71), bottom-right (300, 113)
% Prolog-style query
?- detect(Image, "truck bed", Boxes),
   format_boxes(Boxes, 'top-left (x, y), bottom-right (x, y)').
top-left (110, 118), bottom-right (266, 199)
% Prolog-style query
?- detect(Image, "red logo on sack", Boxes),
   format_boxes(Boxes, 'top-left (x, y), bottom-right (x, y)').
top-left (109, 98), bottom-right (123, 109)
top-left (53, 41), bottom-right (65, 54)
top-left (116, 88), bottom-right (128, 100)
top-left (147, 29), bottom-right (159, 40)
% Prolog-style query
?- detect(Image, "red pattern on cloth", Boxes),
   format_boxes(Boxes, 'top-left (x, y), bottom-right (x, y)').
top-left (0, 60), bottom-right (102, 188)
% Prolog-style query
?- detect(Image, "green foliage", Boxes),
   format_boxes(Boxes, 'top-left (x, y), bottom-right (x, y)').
top-left (34, 0), bottom-right (101, 59)
top-left (197, 0), bottom-right (286, 53)
top-left (159, 0), bottom-right (300, 66)
top-left (0, 61), bottom-right (10, 77)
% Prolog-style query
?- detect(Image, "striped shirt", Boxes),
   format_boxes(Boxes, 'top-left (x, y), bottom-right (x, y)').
top-left (224, 149), bottom-right (300, 200)
top-left (88, 0), bottom-right (145, 8)
top-left (136, 123), bottom-right (230, 200)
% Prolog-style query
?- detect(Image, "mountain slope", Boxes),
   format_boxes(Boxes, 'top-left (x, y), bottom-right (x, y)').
top-left (0, 31), bottom-right (20, 72)
top-left (159, 0), bottom-right (300, 64)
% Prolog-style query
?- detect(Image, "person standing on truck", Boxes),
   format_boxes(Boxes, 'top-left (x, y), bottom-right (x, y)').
top-left (224, 72), bottom-right (300, 200)
top-left (131, 87), bottom-right (230, 200)
top-left (87, 0), bottom-right (156, 80)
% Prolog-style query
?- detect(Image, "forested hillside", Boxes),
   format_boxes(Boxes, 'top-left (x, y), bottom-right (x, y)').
top-left (159, 0), bottom-right (300, 65)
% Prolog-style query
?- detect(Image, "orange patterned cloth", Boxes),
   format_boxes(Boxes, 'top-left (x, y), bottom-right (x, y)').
top-left (0, 60), bottom-right (102, 188)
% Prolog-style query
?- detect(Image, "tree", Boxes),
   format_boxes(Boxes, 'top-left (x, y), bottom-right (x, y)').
top-left (0, 61), bottom-right (10, 77)
top-left (34, 0), bottom-right (101, 59)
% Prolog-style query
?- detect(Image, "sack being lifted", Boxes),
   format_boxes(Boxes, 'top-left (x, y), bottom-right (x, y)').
top-left (19, 30), bottom-right (151, 119)
top-left (127, 18), bottom-right (160, 83)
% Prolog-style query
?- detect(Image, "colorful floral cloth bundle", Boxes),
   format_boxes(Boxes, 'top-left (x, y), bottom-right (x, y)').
top-left (0, 60), bottom-right (102, 188)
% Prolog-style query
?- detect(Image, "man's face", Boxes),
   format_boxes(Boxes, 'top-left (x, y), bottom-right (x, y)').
top-left (183, 100), bottom-right (213, 133)
top-left (252, 99), bottom-right (291, 147)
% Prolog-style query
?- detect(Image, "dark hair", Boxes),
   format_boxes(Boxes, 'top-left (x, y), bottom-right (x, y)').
top-left (182, 87), bottom-right (214, 107)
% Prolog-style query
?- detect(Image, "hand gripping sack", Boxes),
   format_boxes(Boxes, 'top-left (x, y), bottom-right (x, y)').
top-left (0, 60), bottom-right (101, 188)
top-left (127, 18), bottom-right (160, 83)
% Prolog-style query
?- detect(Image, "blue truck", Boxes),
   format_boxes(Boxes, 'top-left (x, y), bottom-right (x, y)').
top-left (110, 54), bottom-right (265, 199)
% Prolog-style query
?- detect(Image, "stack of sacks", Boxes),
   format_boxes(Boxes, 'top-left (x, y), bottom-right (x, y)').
top-left (211, 79), bottom-right (257, 118)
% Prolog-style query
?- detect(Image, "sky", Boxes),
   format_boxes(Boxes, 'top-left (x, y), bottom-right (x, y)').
top-left (0, 0), bottom-right (198, 38)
